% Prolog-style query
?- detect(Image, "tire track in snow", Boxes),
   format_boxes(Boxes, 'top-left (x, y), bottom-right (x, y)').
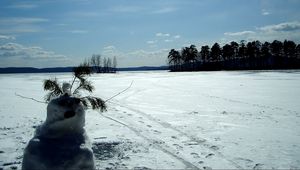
top-left (98, 112), bottom-right (200, 169)
top-left (109, 101), bottom-right (243, 169)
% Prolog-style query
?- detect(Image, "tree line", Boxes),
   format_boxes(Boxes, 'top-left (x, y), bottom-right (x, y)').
top-left (167, 40), bottom-right (300, 71)
top-left (88, 54), bottom-right (117, 73)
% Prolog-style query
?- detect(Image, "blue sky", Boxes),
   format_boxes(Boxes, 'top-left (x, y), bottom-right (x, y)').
top-left (0, 0), bottom-right (300, 68)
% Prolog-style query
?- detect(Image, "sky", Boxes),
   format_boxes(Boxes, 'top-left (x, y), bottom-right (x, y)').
top-left (0, 0), bottom-right (300, 68)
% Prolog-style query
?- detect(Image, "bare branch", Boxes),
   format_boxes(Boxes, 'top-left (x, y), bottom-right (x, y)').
top-left (104, 81), bottom-right (133, 103)
top-left (15, 93), bottom-right (47, 104)
top-left (70, 76), bottom-right (76, 93)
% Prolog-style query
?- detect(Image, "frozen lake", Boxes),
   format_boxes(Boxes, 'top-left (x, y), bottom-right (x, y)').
top-left (0, 70), bottom-right (300, 169)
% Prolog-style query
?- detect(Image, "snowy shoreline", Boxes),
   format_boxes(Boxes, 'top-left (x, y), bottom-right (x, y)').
top-left (1, 71), bottom-right (300, 169)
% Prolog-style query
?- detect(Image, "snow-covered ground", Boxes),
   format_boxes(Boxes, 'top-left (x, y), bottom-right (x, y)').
top-left (0, 70), bottom-right (300, 169)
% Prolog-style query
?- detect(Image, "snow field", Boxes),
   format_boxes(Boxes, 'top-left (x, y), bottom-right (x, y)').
top-left (0, 70), bottom-right (300, 169)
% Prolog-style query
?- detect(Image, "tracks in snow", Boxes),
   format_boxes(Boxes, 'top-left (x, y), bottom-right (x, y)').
top-left (200, 93), bottom-right (299, 115)
top-left (98, 110), bottom-right (200, 169)
top-left (103, 100), bottom-right (243, 169)
top-left (154, 82), bottom-right (299, 115)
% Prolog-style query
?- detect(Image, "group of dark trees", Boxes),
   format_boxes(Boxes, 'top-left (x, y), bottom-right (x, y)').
top-left (88, 54), bottom-right (117, 73)
top-left (167, 40), bottom-right (300, 71)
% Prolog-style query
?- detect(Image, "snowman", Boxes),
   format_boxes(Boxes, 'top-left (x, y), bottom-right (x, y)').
top-left (22, 65), bottom-right (106, 170)
top-left (22, 93), bottom-right (95, 170)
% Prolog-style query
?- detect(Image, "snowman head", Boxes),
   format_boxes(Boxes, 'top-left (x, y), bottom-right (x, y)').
top-left (44, 94), bottom-right (85, 136)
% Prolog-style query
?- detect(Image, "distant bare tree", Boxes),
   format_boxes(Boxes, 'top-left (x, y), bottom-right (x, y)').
top-left (90, 54), bottom-right (102, 73)
top-left (103, 57), bottom-right (107, 73)
top-left (107, 58), bottom-right (112, 72)
top-left (113, 56), bottom-right (117, 73)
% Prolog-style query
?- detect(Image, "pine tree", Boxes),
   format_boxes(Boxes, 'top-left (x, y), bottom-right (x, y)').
top-left (43, 63), bottom-right (106, 112)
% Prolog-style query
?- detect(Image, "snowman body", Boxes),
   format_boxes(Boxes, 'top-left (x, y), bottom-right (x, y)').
top-left (22, 95), bottom-right (95, 170)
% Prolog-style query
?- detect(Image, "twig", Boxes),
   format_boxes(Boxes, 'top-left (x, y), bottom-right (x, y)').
top-left (15, 80), bottom-right (133, 105)
top-left (70, 76), bottom-right (76, 93)
top-left (104, 81), bottom-right (133, 103)
top-left (98, 111), bottom-right (128, 127)
top-left (15, 93), bottom-right (47, 104)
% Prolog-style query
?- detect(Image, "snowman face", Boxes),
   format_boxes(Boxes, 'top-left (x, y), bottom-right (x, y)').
top-left (46, 94), bottom-right (85, 125)
top-left (57, 96), bottom-right (81, 118)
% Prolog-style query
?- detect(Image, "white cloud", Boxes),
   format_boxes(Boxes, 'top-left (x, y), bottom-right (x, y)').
top-left (261, 9), bottom-right (270, 16)
top-left (222, 21), bottom-right (300, 43)
top-left (0, 42), bottom-right (75, 67)
top-left (107, 5), bottom-right (177, 15)
top-left (102, 45), bottom-right (119, 57)
top-left (152, 7), bottom-right (177, 14)
top-left (100, 45), bottom-right (169, 67)
top-left (173, 35), bottom-right (181, 39)
top-left (0, 43), bottom-right (68, 62)
top-left (0, 27), bottom-right (42, 34)
top-left (123, 49), bottom-right (169, 66)
top-left (262, 11), bottom-right (270, 16)
top-left (70, 11), bottom-right (103, 17)
top-left (156, 33), bottom-right (163, 37)
top-left (0, 43), bottom-right (25, 51)
top-left (57, 23), bottom-right (68, 26)
top-left (0, 17), bottom-right (48, 24)
top-left (110, 5), bottom-right (143, 13)
top-left (156, 33), bottom-right (170, 37)
top-left (0, 35), bottom-right (16, 40)
top-left (103, 45), bottom-right (116, 51)
top-left (69, 30), bottom-right (88, 34)
top-left (8, 3), bottom-right (38, 9)
top-left (127, 49), bottom-right (168, 58)
top-left (147, 40), bottom-right (156, 44)
top-left (258, 21), bottom-right (300, 32)
top-left (224, 31), bottom-right (255, 36)
top-left (164, 39), bottom-right (173, 42)
top-left (0, 17), bottom-right (48, 34)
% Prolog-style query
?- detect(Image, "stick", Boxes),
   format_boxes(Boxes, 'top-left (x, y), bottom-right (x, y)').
top-left (70, 76), bottom-right (76, 93)
top-left (15, 93), bottom-right (47, 104)
top-left (104, 81), bottom-right (133, 103)
top-left (15, 80), bottom-right (133, 105)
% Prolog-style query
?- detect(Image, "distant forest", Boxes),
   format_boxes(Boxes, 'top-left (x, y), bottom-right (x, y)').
top-left (167, 40), bottom-right (300, 71)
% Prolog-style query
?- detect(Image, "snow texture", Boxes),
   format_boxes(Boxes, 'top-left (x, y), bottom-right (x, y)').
top-left (0, 70), bottom-right (300, 169)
